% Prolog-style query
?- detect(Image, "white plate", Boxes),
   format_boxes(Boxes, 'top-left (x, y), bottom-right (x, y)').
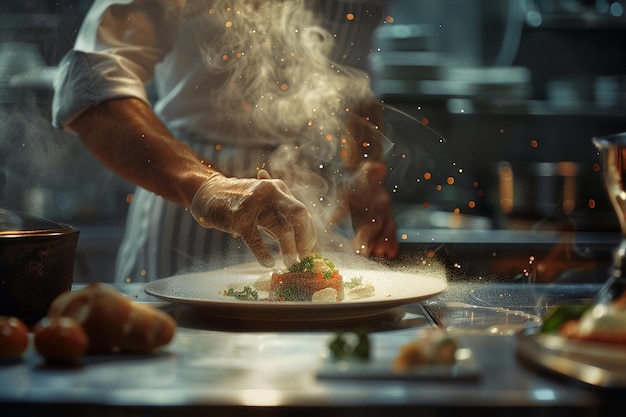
top-left (144, 262), bottom-right (447, 322)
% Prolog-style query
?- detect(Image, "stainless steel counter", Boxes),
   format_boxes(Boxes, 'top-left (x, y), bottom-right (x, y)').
top-left (0, 282), bottom-right (622, 417)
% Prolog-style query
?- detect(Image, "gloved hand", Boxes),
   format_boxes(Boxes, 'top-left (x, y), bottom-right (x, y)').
top-left (191, 170), bottom-right (317, 268)
top-left (334, 161), bottom-right (399, 259)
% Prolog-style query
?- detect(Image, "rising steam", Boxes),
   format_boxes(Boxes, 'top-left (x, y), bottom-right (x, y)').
top-left (189, 0), bottom-right (393, 251)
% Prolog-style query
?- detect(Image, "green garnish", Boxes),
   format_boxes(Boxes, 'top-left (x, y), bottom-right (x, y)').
top-left (328, 330), bottom-right (371, 361)
top-left (276, 285), bottom-right (309, 302)
top-left (288, 254), bottom-right (335, 279)
top-left (540, 303), bottom-right (590, 333)
top-left (343, 276), bottom-right (363, 289)
top-left (224, 286), bottom-right (259, 301)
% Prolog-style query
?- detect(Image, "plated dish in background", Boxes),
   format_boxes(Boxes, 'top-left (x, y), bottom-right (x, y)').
top-left (517, 327), bottom-right (626, 389)
top-left (517, 294), bottom-right (626, 389)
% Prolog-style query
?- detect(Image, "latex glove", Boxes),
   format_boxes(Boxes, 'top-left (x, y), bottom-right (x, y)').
top-left (191, 170), bottom-right (317, 267)
top-left (335, 161), bottom-right (400, 259)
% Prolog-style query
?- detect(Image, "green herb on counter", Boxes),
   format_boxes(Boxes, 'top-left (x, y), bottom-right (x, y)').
top-left (328, 330), bottom-right (370, 361)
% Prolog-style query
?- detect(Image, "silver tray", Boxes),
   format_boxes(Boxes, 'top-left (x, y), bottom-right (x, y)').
top-left (517, 327), bottom-right (626, 388)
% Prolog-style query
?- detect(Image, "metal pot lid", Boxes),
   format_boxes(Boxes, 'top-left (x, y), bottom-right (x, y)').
top-left (0, 207), bottom-right (73, 235)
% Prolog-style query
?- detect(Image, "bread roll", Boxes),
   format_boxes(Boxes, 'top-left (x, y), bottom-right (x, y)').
top-left (47, 282), bottom-right (176, 353)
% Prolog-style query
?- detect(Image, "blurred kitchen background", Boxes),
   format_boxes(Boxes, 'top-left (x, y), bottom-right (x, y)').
top-left (1, 0), bottom-right (626, 282)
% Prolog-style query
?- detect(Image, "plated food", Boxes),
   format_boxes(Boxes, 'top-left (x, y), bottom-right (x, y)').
top-left (392, 329), bottom-right (459, 372)
top-left (517, 290), bottom-right (626, 388)
top-left (270, 254), bottom-right (345, 302)
top-left (558, 295), bottom-right (626, 344)
top-left (540, 292), bottom-right (626, 345)
top-left (326, 328), bottom-right (459, 370)
top-left (224, 254), bottom-right (376, 303)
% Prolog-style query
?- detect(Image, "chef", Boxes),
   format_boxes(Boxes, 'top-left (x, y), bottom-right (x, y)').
top-left (52, 0), bottom-right (399, 283)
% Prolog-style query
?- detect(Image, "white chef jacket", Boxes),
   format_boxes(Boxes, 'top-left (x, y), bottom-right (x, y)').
top-left (52, 0), bottom-right (391, 282)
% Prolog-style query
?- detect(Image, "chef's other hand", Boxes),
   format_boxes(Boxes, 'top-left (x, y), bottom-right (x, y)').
top-left (339, 161), bottom-right (399, 259)
top-left (191, 170), bottom-right (317, 268)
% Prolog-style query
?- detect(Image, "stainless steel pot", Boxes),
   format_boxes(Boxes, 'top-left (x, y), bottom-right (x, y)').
top-left (0, 208), bottom-right (79, 325)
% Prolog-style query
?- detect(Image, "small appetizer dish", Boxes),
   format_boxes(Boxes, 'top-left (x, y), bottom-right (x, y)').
top-left (316, 328), bottom-right (479, 381)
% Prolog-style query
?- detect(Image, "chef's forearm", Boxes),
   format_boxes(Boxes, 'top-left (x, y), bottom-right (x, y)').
top-left (67, 97), bottom-right (216, 208)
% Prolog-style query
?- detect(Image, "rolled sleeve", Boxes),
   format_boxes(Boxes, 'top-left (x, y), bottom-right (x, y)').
top-left (52, 49), bottom-right (149, 129)
top-left (51, 0), bottom-right (182, 130)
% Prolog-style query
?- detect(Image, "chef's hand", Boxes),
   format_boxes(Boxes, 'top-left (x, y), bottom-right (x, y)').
top-left (191, 170), bottom-right (317, 268)
top-left (337, 161), bottom-right (400, 259)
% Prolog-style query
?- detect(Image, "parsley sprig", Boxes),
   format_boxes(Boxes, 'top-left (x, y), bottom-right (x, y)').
top-left (224, 286), bottom-right (259, 301)
top-left (288, 254), bottom-right (335, 279)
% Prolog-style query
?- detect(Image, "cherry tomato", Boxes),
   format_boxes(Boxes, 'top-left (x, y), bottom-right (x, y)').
top-left (0, 316), bottom-right (29, 358)
top-left (33, 317), bottom-right (88, 364)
